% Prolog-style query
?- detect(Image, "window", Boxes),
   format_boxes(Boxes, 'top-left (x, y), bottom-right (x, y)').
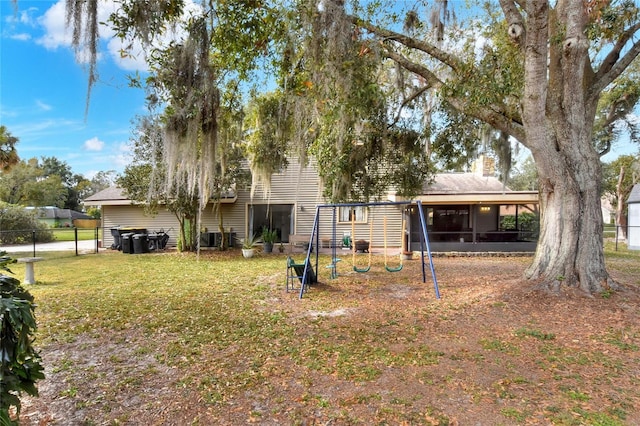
top-left (248, 204), bottom-right (294, 242)
top-left (338, 206), bottom-right (367, 223)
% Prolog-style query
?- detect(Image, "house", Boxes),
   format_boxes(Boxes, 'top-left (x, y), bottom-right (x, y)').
top-left (84, 157), bottom-right (539, 252)
top-left (628, 184), bottom-right (640, 250)
top-left (25, 206), bottom-right (92, 228)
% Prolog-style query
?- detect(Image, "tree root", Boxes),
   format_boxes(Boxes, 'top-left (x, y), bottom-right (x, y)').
top-left (530, 276), bottom-right (623, 298)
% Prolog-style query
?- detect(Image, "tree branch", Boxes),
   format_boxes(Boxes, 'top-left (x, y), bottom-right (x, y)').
top-left (499, 0), bottom-right (525, 47)
top-left (349, 15), bottom-right (465, 73)
top-left (591, 23), bottom-right (640, 99)
top-left (389, 85), bottom-right (430, 127)
top-left (383, 48), bottom-right (525, 142)
top-left (382, 49), bottom-right (445, 91)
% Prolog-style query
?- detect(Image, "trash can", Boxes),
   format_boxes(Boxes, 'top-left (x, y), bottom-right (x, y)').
top-left (132, 233), bottom-right (149, 254)
top-left (110, 227), bottom-right (122, 250)
top-left (121, 233), bottom-right (134, 254)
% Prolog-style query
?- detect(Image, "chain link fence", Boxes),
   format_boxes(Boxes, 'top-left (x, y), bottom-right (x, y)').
top-left (605, 225), bottom-right (640, 251)
top-left (0, 227), bottom-right (100, 259)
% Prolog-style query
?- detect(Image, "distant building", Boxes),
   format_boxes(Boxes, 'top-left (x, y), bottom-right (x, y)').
top-left (25, 206), bottom-right (92, 228)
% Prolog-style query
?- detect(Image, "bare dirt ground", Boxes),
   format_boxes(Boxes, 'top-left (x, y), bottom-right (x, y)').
top-left (15, 255), bottom-right (640, 425)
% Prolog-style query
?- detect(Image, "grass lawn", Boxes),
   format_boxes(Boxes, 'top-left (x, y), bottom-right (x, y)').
top-left (51, 228), bottom-right (101, 242)
top-left (9, 246), bottom-right (640, 425)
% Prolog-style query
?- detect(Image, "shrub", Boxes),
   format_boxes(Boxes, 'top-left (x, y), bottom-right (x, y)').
top-left (0, 203), bottom-right (54, 244)
top-left (0, 251), bottom-right (45, 425)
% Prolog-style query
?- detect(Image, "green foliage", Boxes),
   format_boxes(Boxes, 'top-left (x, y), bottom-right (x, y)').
top-left (0, 126), bottom-right (20, 172)
top-left (0, 155), bottom-right (90, 211)
top-left (0, 251), bottom-right (44, 424)
top-left (241, 233), bottom-right (261, 249)
top-left (602, 154), bottom-right (640, 212)
top-left (244, 91), bottom-right (290, 196)
top-left (86, 206), bottom-right (101, 219)
top-left (0, 202), bottom-right (54, 244)
top-left (0, 159), bottom-right (67, 208)
top-left (500, 212), bottom-right (539, 235)
top-left (84, 170), bottom-right (117, 200)
top-left (514, 327), bottom-right (556, 341)
top-left (39, 156), bottom-right (90, 211)
top-left (261, 228), bottom-right (278, 244)
top-left (509, 155), bottom-right (538, 191)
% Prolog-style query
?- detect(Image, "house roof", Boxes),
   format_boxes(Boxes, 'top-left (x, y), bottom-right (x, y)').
top-left (629, 184), bottom-right (640, 204)
top-left (83, 186), bottom-right (238, 206)
top-left (84, 187), bottom-right (132, 206)
top-left (26, 206), bottom-right (92, 220)
top-left (424, 173), bottom-right (510, 193)
top-left (87, 173), bottom-right (539, 208)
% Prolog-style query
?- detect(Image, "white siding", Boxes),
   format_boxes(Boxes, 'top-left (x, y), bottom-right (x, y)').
top-left (629, 203), bottom-right (640, 250)
top-left (102, 206), bottom-right (180, 248)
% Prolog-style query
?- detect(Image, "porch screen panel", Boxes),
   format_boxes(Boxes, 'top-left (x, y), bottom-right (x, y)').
top-left (432, 206), bottom-right (470, 241)
top-left (499, 204), bottom-right (539, 241)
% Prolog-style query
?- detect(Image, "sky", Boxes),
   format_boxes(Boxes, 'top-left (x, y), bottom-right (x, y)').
top-left (1, 0), bottom-right (150, 179)
top-left (1, 1), bottom-right (638, 181)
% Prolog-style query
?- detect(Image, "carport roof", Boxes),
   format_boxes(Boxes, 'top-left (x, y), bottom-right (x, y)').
top-left (388, 173), bottom-right (539, 205)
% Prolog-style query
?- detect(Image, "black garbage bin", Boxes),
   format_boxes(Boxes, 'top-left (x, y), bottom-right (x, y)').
top-left (132, 233), bottom-right (149, 254)
top-left (121, 233), bottom-right (134, 254)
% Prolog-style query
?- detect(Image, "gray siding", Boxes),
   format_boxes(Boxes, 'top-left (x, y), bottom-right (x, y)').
top-left (226, 158), bottom-right (406, 248)
top-left (97, 157), bottom-right (405, 250)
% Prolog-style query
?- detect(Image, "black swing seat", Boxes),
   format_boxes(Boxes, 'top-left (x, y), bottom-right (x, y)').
top-left (286, 256), bottom-right (317, 292)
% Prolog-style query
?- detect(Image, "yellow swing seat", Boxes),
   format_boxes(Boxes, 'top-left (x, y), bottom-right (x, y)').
top-left (352, 213), bottom-right (372, 273)
top-left (384, 216), bottom-right (404, 273)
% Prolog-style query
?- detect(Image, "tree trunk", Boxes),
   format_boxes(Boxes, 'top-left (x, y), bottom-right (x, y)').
top-left (526, 145), bottom-right (616, 293)
top-left (521, 0), bottom-right (616, 294)
top-left (616, 166), bottom-right (628, 240)
top-left (217, 210), bottom-right (227, 251)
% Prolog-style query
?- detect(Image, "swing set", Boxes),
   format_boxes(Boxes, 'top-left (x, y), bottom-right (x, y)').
top-left (296, 200), bottom-right (440, 300)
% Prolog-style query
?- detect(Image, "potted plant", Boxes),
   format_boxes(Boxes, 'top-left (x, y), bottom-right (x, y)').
top-left (241, 233), bottom-right (261, 258)
top-left (261, 228), bottom-right (278, 253)
top-left (401, 250), bottom-right (414, 260)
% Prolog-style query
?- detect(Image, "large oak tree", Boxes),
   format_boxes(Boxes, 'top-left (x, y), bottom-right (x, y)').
top-left (344, 0), bottom-right (640, 293)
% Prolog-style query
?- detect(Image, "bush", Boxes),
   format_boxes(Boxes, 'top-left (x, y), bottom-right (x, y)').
top-left (0, 251), bottom-right (45, 424)
top-left (86, 206), bottom-right (101, 219)
top-left (0, 203), bottom-right (54, 244)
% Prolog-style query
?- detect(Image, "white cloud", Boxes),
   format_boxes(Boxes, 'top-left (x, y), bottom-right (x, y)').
top-left (36, 100), bottom-right (52, 111)
top-left (10, 33), bottom-right (31, 41)
top-left (107, 37), bottom-right (149, 72)
top-left (83, 137), bottom-right (104, 151)
top-left (5, 6), bottom-right (38, 25)
top-left (35, 1), bottom-right (70, 50)
top-left (35, 0), bottom-right (202, 72)
top-left (20, 7), bottom-right (40, 25)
